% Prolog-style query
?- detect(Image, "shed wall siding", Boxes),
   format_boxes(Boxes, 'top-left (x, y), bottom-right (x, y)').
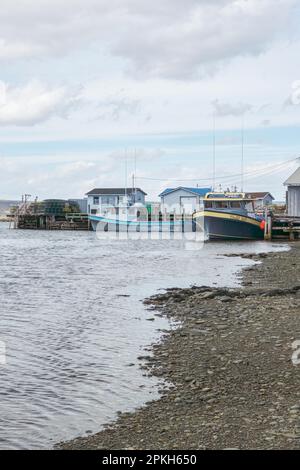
top-left (161, 189), bottom-right (204, 214)
top-left (87, 190), bottom-right (145, 214)
top-left (287, 186), bottom-right (300, 216)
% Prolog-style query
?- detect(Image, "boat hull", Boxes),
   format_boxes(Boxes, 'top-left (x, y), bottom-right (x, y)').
top-left (89, 215), bottom-right (196, 234)
top-left (194, 210), bottom-right (264, 240)
top-left (89, 215), bottom-right (133, 232)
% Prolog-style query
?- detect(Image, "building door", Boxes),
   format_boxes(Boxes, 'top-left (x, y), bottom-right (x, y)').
top-left (180, 196), bottom-right (197, 214)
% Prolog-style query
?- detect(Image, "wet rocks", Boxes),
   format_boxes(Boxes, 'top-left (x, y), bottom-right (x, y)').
top-left (60, 243), bottom-right (300, 451)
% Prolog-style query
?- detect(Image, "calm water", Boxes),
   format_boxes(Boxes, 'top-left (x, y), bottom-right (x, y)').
top-left (0, 223), bottom-right (285, 449)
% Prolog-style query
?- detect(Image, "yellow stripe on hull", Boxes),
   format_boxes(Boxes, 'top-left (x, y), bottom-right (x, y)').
top-left (193, 210), bottom-right (262, 228)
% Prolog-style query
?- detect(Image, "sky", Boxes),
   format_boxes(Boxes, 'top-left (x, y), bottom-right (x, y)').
top-left (1, 0), bottom-right (300, 201)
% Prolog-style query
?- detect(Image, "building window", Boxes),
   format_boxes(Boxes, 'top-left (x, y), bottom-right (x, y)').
top-left (93, 196), bottom-right (99, 204)
top-left (101, 196), bottom-right (115, 205)
top-left (91, 209), bottom-right (97, 214)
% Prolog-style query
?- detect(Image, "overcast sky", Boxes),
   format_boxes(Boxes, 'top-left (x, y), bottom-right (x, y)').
top-left (1, 0), bottom-right (300, 200)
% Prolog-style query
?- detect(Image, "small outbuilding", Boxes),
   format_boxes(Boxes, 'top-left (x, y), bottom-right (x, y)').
top-left (86, 188), bottom-right (147, 215)
top-left (159, 187), bottom-right (211, 214)
top-left (245, 192), bottom-right (274, 210)
top-left (284, 167), bottom-right (300, 216)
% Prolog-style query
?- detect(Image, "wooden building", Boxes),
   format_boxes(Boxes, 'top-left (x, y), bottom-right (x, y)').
top-left (284, 167), bottom-right (300, 217)
top-left (86, 188), bottom-right (147, 215)
top-left (245, 192), bottom-right (274, 210)
top-left (159, 187), bottom-right (211, 215)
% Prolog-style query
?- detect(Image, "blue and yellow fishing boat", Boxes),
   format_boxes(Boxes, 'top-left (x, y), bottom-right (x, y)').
top-left (193, 192), bottom-right (265, 240)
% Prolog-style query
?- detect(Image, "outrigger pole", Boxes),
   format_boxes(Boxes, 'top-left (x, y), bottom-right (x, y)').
top-left (212, 112), bottom-right (216, 192)
top-left (241, 114), bottom-right (245, 192)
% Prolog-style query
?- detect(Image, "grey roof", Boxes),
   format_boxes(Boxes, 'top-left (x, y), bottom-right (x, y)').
top-left (284, 167), bottom-right (300, 186)
top-left (86, 188), bottom-right (147, 196)
top-left (245, 192), bottom-right (274, 200)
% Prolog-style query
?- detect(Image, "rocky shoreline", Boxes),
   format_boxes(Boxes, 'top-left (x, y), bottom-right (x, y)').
top-left (60, 244), bottom-right (300, 450)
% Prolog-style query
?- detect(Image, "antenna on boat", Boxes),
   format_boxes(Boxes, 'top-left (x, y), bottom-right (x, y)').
top-left (241, 115), bottom-right (245, 192)
top-left (132, 173), bottom-right (135, 196)
top-left (212, 112), bottom-right (216, 192)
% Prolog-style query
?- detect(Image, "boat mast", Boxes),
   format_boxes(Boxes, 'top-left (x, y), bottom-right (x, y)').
top-left (241, 115), bottom-right (244, 192)
top-left (213, 112), bottom-right (216, 192)
top-left (125, 149), bottom-right (128, 207)
top-left (132, 173), bottom-right (135, 203)
top-left (134, 148), bottom-right (137, 203)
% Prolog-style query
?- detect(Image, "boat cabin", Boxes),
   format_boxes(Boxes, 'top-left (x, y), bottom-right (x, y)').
top-left (203, 193), bottom-right (255, 214)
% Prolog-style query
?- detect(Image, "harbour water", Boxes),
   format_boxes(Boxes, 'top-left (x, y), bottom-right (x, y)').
top-left (0, 223), bottom-right (286, 449)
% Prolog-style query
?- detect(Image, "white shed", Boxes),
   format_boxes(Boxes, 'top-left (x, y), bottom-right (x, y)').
top-left (284, 167), bottom-right (300, 216)
top-left (159, 187), bottom-right (211, 215)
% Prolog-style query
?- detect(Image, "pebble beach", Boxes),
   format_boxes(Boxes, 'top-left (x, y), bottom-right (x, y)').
top-left (60, 244), bottom-right (300, 450)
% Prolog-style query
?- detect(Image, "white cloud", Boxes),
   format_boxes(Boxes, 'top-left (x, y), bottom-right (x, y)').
top-left (115, 0), bottom-right (298, 79)
top-left (212, 99), bottom-right (252, 117)
top-left (0, 38), bottom-right (43, 60)
top-left (0, 1), bottom-right (300, 201)
top-left (94, 91), bottom-right (142, 121)
top-left (57, 161), bottom-right (96, 177)
top-left (0, 147), bottom-right (169, 199)
top-left (0, 0), bottom-right (298, 79)
top-left (0, 80), bottom-right (81, 126)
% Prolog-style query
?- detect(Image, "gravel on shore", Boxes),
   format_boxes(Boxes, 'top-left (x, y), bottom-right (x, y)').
top-left (60, 244), bottom-right (300, 450)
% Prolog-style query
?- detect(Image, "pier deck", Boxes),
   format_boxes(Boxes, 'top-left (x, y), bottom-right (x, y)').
top-left (264, 214), bottom-right (300, 240)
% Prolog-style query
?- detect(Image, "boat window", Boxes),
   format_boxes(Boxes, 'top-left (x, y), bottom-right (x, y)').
top-left (204, 201), bottom-right (213, 208)
top-left (214, 202), bottom-right (229, 208)
top-left (230, 201), bottom-right (242, 208)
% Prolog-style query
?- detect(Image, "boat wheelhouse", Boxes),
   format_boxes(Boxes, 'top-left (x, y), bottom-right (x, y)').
top-left (193, 192), bottom-right (265, 240)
